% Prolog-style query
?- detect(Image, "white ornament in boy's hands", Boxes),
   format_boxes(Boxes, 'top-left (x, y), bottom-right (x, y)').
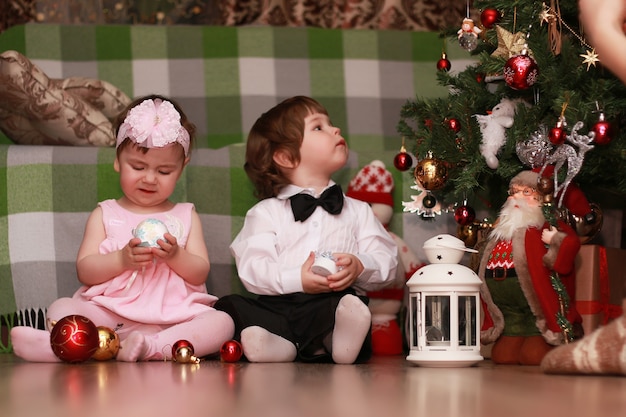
top-left (133, 218), bottom-right (169, 247)
top-left (312, 252), bottom-right (337, 276)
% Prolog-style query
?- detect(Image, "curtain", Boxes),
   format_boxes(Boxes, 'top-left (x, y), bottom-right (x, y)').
top-left (2, 0), bottom-right (466, 32)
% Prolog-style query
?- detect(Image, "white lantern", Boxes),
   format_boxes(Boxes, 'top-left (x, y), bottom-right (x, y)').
top-left (406, 234), bottom-right (483, 367)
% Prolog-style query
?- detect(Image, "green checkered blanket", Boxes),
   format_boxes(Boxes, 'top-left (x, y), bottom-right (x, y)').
top-left (0, 144), bottom-right (401, 326)
top-left (0, 24), bottom-right (463, 347)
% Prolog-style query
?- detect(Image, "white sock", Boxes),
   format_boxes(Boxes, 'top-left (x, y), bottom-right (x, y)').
top-left (331, 294), bottom-right (371, 364)
top-left (10, 326), bottom-right (60, 362)
top-left (117, 331), bottom-right (152, 362)
top-left (240, 326), bottom-right (296, 362)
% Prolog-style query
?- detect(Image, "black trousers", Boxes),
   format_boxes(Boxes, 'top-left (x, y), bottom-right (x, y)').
top-left (214, 289), bottom-right (372, 363)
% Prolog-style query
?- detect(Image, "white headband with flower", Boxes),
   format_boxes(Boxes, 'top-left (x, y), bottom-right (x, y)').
top-left (116, 98), bottom-right (190, 156)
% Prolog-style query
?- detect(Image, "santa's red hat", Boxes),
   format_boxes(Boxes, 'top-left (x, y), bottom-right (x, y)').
top-left (347, 160), bottom-right (394, 207)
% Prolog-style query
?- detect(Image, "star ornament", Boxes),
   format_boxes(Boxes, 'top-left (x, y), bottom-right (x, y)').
top-left (491, 25), bottom-right (531, 59)
top-left (538, 4), bottom-right (554, 26)
top-left (580, 49), bottom-right (599, 70)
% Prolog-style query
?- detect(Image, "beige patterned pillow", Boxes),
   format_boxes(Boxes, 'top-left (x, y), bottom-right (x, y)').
top-left (52, 77), bottom-right (130, 120)
top-left (0, 50), bottom-right (131, 146)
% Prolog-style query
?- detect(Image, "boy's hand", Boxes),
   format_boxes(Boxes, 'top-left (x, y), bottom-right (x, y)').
top-left (326, 253), bottom-right (363, 292)
top-left (301, 252), bottom-right (333, 294)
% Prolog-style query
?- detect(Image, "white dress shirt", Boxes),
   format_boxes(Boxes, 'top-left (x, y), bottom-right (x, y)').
top-left (230, 182), bottom-right (398, 296)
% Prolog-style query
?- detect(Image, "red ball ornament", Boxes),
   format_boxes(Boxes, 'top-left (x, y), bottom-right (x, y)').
top-left (503, 53), bottom-right (539, 90)
top-left (394, 151), bottom-right (413, 171)
top-left (220, 340), bottom-right (243, 363)
top-left (592, 113), bottom-right (612, 145)
top-left (447, 118), bottom-right (461, 133)
top-left (549, 125), bottom-right (566, 145)
top-left (172, 339), bottom-right (200, 363)
top-left (454, 204), bottom-right (476, 226)
top-left (480, 8), bottom-right (500, 29)
top-left (50, 315), bottom-right (99, 363)
top-left (437, 52), bottom-right (451, 72)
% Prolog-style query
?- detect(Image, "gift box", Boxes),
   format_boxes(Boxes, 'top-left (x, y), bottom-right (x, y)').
top-left (574, 245), bottom-right (626, 335)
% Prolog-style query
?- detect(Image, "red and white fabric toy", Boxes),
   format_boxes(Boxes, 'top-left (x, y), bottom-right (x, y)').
top-left (347, 160), bottom-right (424, 355)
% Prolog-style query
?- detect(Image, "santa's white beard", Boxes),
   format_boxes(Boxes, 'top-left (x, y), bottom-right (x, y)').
top-left (490, 197), bottom-right (545, 241)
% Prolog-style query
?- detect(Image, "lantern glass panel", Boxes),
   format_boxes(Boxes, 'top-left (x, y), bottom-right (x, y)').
top-left (409, 294), bottom-right (418, 347)
top-left (458, 295), bottom-right (477, 346)
top-left (424, 295), bottom-right (450, 345)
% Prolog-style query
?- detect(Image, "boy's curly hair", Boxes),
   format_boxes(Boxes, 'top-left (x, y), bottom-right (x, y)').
top-left (245, 96), bottom-right (328, 200)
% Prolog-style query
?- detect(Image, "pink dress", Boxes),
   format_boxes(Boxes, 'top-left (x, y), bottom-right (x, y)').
top-left (74, 199), bottom-right (217, 325)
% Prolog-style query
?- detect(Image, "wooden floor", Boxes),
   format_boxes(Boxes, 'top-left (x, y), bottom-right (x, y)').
top-left (1, 353), bottom-right (625, 417)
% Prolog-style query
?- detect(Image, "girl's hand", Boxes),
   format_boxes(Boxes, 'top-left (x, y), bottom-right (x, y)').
top-left (121, 237), bottom-right (154, 270)
top-left (153, 232), bottom-right (180, 261)
top-left (326, 253), bottom-right (363, 292)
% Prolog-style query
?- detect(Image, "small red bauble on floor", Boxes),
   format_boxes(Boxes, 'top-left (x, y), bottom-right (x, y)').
top-left (172, 339), bottom-right (200, 364)
top-left (220, 340), bottom-right (243, 363)
top-left (50, 315), bottom-right (100, 363)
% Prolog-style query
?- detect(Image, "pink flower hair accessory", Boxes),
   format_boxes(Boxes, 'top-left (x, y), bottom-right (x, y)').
top-left (116, 98), bottom-right (190, 156)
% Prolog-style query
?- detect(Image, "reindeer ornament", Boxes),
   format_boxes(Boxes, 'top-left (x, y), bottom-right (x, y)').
top-left (538, 121), bottom-right (595, 208)
top-left (516, 122), bottom-right (600, 241)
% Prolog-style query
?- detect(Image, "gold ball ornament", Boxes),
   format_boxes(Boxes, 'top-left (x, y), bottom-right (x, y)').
top-left (414, 152), bottom-right (448, 191)
top-left (536, 175), bottom-right (553, 195)
top-left (457, 223), bottom-right (479, 248)
top-left (536, 176), bottom-right (555, 204)
top-left (570, 203), bottom-right (604, 244)
top-left (92, 326), bottom-right (120, 361)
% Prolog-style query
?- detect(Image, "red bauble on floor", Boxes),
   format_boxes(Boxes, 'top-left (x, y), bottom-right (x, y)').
top-left (221, 340), bottom-right (243, 362)
top-left (49, 315), bottom-right (100, 363)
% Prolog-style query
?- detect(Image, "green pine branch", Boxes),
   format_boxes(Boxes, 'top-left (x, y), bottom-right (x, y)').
top-left (398, 0), bottom-right (626, 215)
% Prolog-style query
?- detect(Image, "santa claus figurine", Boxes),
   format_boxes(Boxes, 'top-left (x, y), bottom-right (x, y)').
top-left (477, 170), bottom-right (587, 365)
top-left (347, 160), bottom-right (424, 355)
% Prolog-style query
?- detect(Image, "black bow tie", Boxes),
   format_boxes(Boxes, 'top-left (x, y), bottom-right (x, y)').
top-left (289, 184), bottom-right (344, 222)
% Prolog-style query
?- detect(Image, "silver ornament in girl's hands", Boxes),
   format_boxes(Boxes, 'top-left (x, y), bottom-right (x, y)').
top-left (133, 218), bottom-right (169, 247)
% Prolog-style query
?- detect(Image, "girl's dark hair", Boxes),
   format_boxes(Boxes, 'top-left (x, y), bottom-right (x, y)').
top-left (244, 96), bottom-right (328, 199)
top-left (115, 94), bottom-right (196, 157)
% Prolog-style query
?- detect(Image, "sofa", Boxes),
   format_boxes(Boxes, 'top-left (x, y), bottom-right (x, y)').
top-left (0, 23), bottom-right (462, 350)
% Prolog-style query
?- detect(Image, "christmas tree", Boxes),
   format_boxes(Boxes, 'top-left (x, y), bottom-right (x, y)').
top-left (397, 0), bottom-right (626, 227)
